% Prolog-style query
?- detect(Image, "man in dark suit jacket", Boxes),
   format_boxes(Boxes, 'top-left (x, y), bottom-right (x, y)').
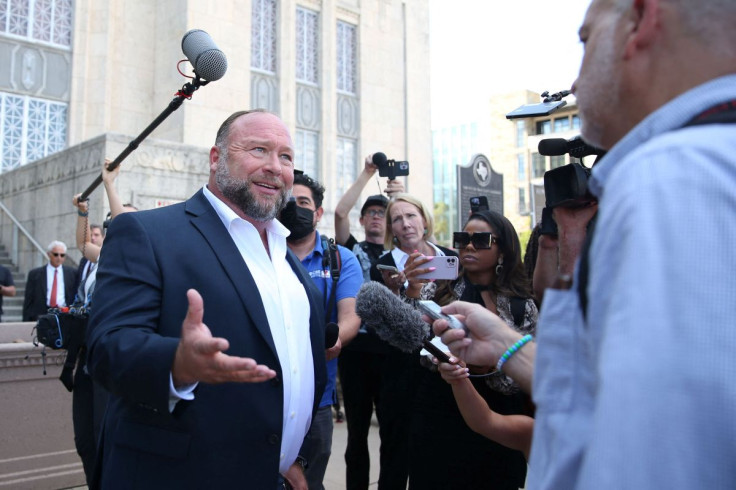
top-left (86, 110), bottom-right (327, 490)
top-left (23, 241), bottom-right (76, 321)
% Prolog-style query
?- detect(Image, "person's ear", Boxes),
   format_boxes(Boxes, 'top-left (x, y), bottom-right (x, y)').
top-left (625, 0), bottom-right (660, 59)
top-left (209, 146), bottom-right (221, 172)
top-left (315, 206), bottom-right (324, 223)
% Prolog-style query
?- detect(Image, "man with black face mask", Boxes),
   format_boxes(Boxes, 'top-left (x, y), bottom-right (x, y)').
top-left (280, 173), bottom-right (363, 490)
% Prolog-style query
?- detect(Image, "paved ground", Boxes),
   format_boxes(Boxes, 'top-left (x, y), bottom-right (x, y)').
top-left (324, 414), bottom-right (381, 490)
top-left (67, 414), bottom-right (381, 490)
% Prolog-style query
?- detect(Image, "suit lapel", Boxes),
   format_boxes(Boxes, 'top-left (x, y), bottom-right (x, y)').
top-left (186, 191), bottom-right (279, 359)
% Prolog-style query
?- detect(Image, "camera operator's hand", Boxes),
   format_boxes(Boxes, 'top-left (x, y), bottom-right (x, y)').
top-left (433, 301), bottom-right (534, 394)
top-left (552, 202), bottom-right (598, 276)
top-left (385, 178), bottom-right (404, 197)
top-left (172, 289), bottom-right (277, 387)
top-left (363, 154), bottom-right (380, 176)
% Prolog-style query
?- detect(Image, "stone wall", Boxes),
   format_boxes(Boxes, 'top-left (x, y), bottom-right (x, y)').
top-left (0, 322), bottom-right (86, 489)
top-left (0, 133), bottom-right (209, 273)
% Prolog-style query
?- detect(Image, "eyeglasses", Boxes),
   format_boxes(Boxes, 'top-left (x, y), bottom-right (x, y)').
top-left (50, 253), bottom-right (66, 257)
top-left (364, 209), bottom-right (386, 218)
top-left (453, 232), bottom-right (497, 250)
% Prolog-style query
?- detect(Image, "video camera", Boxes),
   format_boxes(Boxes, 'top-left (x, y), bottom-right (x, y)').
top-left (33, 305), bottom-right (90, 391)
top-left (372, 152), bottom-right (409, 180)
top-left (539, 135), bottom-right (605, 208)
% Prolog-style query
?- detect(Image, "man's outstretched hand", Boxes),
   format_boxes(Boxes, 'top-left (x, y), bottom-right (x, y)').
top-left (172, 289), bottom-right (277, 387)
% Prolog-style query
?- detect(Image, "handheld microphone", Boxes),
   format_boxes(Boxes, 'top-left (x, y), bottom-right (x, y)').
top-left (355, 282), bottom-right (451, 363)
top-left (538, 135), bottom-right (605, 159)
top-left (181, 29), bottom-right (228, 81)
top-left (325, 322), bottom-right (339, 348)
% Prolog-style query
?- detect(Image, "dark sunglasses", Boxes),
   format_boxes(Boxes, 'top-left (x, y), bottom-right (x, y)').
top-left (453, 232), bottom-right (497, 250)
top-left (50, 252), bottom-right (66, 257)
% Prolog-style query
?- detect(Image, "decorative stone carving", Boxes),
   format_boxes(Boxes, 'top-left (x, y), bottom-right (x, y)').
top-left (337, 95), bottom-right (359, 137)
top-left (296, 84), bottom-right (321, 130)
top-left (251, 73), bottom-right (279, 113)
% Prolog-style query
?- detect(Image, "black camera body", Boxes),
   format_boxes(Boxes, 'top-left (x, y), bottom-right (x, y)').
top-left (469, 196), bottom-right (489, 213)
top-left (34, 306), bottom-right (89, 351)
top-left (544, 162), bottom-right (594, 209)
top-left (372, 152), bottom-right (409, 180)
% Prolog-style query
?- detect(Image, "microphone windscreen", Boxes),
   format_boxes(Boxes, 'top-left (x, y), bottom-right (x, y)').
top-left (355, 282), bottom-right (429, 353)
top-left (537, 138), bottom-right (568, 156)
top-left (325, 322), bottom-right (339, 348)
top-left (181, 29), bottom-right (228, 81)
top-left (372, 152), bottom-right (388, 168)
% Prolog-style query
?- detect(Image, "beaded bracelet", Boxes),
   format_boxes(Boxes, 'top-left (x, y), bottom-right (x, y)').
top-left (496, 334), bottom-right (533, 373)
top-left (77, 210), bottom-right (89, 217)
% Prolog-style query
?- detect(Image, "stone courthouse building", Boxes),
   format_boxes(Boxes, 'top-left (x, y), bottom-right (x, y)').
top-left (0, 1), bottom-right (430, 486)
top-left (0, 0), bottom-right (432, 273)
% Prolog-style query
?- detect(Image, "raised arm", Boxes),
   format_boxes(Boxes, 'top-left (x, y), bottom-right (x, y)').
top-left (334, 154), bottom-right (379, 245)
top-left (102, 159), bottom-right (133, 219)
top-left (73, 194), bottom-right (101, 262)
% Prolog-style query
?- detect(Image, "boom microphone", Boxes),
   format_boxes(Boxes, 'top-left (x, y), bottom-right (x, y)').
top-left (355, 282), bottom-right (451, 363)
top-left (538, 135), bottom-right (605, 159)
top-left (181, 29), bottom-right (228, 81)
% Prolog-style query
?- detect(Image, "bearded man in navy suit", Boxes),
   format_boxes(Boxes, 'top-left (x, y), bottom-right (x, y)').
top-left (86, 110), bottom-right (327, 490)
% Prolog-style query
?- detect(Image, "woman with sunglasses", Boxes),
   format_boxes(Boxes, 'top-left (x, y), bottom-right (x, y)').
top-left (402, 209), bottom-right (537, 489)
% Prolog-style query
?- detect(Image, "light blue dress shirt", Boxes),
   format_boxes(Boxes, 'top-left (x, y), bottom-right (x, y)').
top-left (529, 75), bottom-right (736, 489)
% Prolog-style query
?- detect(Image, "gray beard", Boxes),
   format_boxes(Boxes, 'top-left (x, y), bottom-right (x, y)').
top-left (215, 153), bottom-right (290, 221)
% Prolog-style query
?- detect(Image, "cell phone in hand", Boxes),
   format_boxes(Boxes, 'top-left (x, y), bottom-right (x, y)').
top-left (414, 256), bottom-right (459, 280)
top-left (376, 264), bottom-right (400, 274)
top-left (417, 300), bottom-right (467, 333)
top-left (470, 196), bottom-right (489, 212)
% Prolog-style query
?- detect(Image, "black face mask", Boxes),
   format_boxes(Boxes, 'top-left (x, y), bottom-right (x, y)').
top-left (281, 199), bottom-right (315, 241)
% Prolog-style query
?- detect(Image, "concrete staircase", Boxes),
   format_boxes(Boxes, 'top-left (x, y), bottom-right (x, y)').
top-left (0, 244), bottom-right (25, 323)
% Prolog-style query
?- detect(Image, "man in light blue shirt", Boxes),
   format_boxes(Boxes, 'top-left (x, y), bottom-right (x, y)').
top-left (434, 1), bottom-right (736, 488)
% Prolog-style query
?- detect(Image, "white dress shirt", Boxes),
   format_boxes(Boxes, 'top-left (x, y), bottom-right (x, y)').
top-left (202, 185), bottom-right (315, 474)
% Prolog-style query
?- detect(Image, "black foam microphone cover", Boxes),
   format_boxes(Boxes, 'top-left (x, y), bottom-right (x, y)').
top-left (181, 29), bottom-right (228, 81)
top-left (372, 152), bottom-right (388, 168)
top-left (354, 282), bottom-right (451, 364)
top-left (537, 138), bottom-right (568, 156)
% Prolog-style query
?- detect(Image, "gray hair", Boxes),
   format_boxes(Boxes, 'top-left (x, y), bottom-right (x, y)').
top-left (46, 240), bottom-right (67, 253)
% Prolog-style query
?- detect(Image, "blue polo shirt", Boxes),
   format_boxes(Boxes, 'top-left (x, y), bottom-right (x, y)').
top-left (299, 231), bottom-right (362, 408)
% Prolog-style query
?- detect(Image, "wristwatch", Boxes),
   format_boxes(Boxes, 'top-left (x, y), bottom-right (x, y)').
top-left (295, 455), bottom-right (308, 471)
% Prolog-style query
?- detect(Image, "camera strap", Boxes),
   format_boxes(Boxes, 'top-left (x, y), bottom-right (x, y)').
top-left (59, 333), bottom-right (84, 392)
top-left (578, 100), bottom-right (736, 320)
top-left (321, 236), bottom-right (341, 322)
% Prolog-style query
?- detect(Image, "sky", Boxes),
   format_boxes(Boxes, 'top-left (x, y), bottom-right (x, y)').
top-left (429, 0), bottom-right (592, 128)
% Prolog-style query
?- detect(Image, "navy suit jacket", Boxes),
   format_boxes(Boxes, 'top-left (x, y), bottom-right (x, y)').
top-left (86, 189), bottom-right (327, 489)
top-left (22, 264), bottom-right (76, 321)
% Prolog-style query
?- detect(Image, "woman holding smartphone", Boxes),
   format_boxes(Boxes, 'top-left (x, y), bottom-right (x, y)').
top-left (368, 193), bottom-right (457, 489)
top-left (404, 210), bottom-right (537, 489)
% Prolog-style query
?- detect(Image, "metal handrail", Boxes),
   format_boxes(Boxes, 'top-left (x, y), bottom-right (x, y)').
top-left (0, 201), bottom-right (47, 268)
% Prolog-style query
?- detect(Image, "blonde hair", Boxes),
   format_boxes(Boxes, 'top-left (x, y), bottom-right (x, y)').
top-left (384, 193), bottom-right (434, 250)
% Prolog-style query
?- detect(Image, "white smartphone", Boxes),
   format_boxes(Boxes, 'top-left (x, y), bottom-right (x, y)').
top-left (414, 256), bottom-right (459, 280)
top-left (376, 264), bottom-right (400, 274)
top-left (417, 300), bottom-right (467, 333)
